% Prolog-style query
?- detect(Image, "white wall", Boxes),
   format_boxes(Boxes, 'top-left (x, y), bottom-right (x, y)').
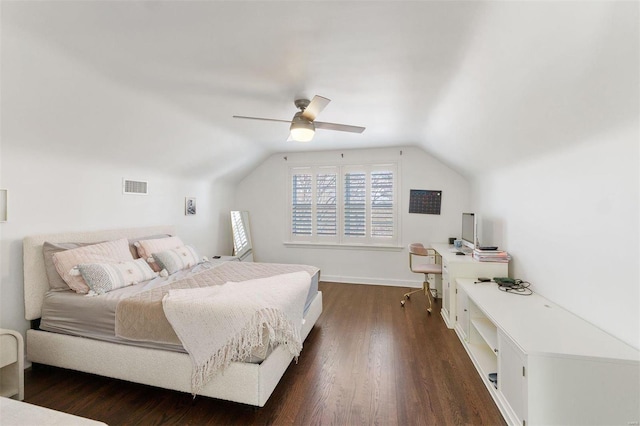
top-left (0, 25), bottom-right (235, 339)
top-left (472, 122), bottom-right (639, 349)
top-left (0, 144), bottom-right (234, 337)
top-left (234, 146), bottom-right (470, 286)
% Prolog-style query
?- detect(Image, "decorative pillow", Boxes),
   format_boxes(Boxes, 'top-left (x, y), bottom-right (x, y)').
top-left (75, 258), bottom-right (158, 295)
top-left (127, 234), bottom-right (172, 259)
top-left (152, 245), bottom-right (201, 275)
top-left (43, 241), bottom-right (102, 291)
top-left (52, 238), bottom-right (134, 294)
top-left (135, 236), bottom-right (184, 271)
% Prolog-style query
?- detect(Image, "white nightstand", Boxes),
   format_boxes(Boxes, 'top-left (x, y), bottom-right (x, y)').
top-left (211, 255), bottom-right (240, 262)
top-left (0, 329), bottom-right (24, 401)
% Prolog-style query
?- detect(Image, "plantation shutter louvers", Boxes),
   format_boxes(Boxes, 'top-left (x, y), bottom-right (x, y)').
top-left (316, 173), bottom-right (337, 236)
top-left (371, 170), bottom-right (394, 238)
top-left (344, 172), bottom-right (367, 237)
top-left (292, 173), bottom-right (312, 236)
top-left (289, 163), bottom-right (397, 245)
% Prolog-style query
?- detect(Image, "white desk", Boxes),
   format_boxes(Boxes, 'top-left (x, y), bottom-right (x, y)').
top-left (431, 243), bottom-right (508, 329)
top-left (456, 278), bottom-right (639, 425)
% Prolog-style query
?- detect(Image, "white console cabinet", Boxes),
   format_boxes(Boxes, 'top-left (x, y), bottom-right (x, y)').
top-left (431, 243), bottom-right (508, 329)
top-left (456, 279), bottom-right (639, 425)
top-left (456, 285), bottom-right (470, 340)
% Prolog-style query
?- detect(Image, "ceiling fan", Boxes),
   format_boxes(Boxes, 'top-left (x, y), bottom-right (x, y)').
top-left (233, 95), bottom-right (365, 142)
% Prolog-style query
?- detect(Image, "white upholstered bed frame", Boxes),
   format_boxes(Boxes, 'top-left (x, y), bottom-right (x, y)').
top-left (23, 226), bottom-right (323, 407)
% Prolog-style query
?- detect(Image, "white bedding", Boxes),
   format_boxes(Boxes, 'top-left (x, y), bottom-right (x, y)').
top-left (24, 225), bottom-right (323, 406)
top-left (39, 261), bottom-right (221, 352)
top-left (40, 260), bottom-right (319, 355)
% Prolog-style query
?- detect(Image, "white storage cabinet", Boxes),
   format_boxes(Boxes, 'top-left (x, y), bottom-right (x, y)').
top-left (431, 243), bottom-right (508, 329)
top-left (456, 279), bottom-right (639, 425)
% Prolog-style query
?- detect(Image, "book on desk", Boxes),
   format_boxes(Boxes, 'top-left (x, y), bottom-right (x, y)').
top-left (472, 247), bottom-right (511, 263)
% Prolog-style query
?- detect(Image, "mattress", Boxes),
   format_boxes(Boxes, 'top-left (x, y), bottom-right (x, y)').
top-left (39, 260), bottom-right (319, 354)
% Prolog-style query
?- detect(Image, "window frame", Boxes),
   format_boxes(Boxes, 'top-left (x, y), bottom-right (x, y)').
top-left (287, 162), bottom-right (400, 248)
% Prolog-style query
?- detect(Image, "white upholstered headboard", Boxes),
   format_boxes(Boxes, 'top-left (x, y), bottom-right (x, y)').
top-left (23, 225), bottom-right (175, 321)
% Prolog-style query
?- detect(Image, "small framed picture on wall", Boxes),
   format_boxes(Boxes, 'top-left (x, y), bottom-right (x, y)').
top-left (185, 197), bottom-right (196, 215)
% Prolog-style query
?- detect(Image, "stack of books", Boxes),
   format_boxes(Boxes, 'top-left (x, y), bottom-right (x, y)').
top-left (473, 247), bottom-right (511, 263)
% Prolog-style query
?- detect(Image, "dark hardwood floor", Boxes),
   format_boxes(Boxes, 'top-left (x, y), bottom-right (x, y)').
top-left (24, 282), bottom-right (505, 425)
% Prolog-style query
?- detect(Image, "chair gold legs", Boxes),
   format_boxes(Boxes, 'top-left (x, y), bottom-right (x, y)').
top-left (400, 278), bottom-right (433, 314)
top-left (401, 288), bottom-right (423, 302)
top-left (424, 279), bottom-right (433, 313)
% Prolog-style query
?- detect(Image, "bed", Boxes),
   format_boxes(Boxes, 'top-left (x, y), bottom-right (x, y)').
top-left (23, 225), bottom-right (323, 407)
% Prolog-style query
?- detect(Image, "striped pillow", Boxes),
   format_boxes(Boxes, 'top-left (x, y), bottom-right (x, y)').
top-left (76, 258), bottom-right (158, 295)
top-left (152, 245), bottom-right (201, 275)
top-left (52, 238), bottom-right (135, 293)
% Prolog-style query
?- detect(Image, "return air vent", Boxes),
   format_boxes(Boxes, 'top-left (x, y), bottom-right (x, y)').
top-left (122, 179), bottom-right (148, 195)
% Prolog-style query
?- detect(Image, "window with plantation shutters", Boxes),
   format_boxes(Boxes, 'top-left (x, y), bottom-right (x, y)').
top-left (343, 172), bottom-right (366, 237)
top-left (289, 163), bottom-right (398, 246)
top-left (371, 170), bottom-right (394, 238)
top-left (316, 173), bottom-right (337, 236)
top-left (291, 172), bottom-right (313, 236)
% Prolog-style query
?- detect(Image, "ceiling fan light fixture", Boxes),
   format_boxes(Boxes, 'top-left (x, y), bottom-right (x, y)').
top-left (289, 114), bottom-right (315, 142)
top-left (233, 95), bottom-right (365, 141)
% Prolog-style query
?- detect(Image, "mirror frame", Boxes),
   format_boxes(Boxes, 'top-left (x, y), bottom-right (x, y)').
top-left (230, 211), bottom-right (253, 261)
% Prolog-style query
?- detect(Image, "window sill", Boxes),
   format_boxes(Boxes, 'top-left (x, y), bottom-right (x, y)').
top-left (283, 242), bottom-right (403, 252)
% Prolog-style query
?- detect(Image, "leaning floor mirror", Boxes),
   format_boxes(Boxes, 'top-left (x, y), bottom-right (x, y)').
top-left (230, 211), bottom-right (254, 262)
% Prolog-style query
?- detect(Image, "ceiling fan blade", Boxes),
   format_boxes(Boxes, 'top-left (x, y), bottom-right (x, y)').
top-left (314, 121), bottom-right (365, 134)
top-left (232, 115), bottom-right (291, 124)
top-left (301, 95), bottom-right (331, 121)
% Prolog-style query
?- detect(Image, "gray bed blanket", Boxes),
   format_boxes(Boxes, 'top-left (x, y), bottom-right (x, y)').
top-left (115, 261), bottom-right (319, 345)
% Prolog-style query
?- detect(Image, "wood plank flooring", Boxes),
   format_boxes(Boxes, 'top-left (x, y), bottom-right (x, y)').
top-left (23, 282), bottom-right (505, 425)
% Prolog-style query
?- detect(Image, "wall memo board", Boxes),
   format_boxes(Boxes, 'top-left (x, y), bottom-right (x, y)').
top-left (409, 189), bottom-right (442, 215)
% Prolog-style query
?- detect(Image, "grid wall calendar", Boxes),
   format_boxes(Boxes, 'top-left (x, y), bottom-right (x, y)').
top-left (409, 190), bottom-right (442, 215)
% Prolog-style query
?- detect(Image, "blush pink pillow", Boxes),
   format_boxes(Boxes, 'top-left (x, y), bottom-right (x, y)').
top-left (134, 236), bottom-right (184, 272)
top-left (52, 238), bottom-right (135, 293)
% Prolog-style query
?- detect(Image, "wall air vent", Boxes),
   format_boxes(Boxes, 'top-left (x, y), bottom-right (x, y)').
top-left (122, 179), bottom-right (148, 195)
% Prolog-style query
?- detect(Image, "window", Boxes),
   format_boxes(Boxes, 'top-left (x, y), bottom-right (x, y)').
top-left (316, 172), bottom-right (337, 236)
top-left (343, 171), bottom-right (366, 237)
top-left (291, 173), bottom-right (313, 236)
top-left (289, 163), bottom-right (398, 246)
top-left (370, 170), bottom-right (395, 238)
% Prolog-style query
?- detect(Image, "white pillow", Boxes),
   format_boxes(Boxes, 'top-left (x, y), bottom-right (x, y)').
top-left (134, 236), bottom-right (184, 272)
top-left (152, 246), bottom-right (201, 275)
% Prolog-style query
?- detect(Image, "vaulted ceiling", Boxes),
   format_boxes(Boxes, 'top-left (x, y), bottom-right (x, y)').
top-left (3, 1), bottom-right (637, 180)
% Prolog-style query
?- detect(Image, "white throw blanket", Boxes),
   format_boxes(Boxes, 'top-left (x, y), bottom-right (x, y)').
top-left (162, 271), bottom-right (312, 395)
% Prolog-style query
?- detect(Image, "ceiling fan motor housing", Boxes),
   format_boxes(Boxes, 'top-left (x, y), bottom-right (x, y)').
top-left (294, 99), bottom-right (311, 111)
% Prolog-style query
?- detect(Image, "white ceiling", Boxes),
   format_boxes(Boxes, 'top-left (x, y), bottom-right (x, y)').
top-left (3, 1), bottom-right (637, 180)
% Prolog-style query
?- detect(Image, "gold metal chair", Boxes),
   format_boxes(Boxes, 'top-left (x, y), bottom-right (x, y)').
top-left (401, 243), bottom-right (442, 313)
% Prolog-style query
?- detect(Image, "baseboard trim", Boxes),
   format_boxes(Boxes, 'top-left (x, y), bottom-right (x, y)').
top-left (321, 275), bottom-right (420, 288)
